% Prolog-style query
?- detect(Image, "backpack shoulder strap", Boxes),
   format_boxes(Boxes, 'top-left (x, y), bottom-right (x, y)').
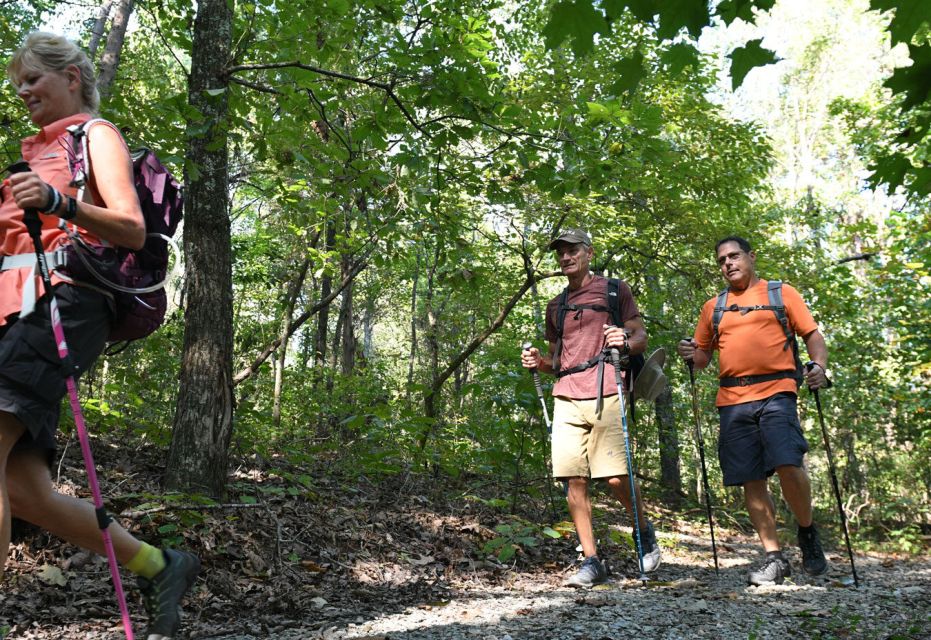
top-left (607, 278), bottom-right (622, 327)
top-left (766, 280), bottom-right (793, 350)
top-left (711, 288), bottom-right (729, 345)
top-left (552, 286), bottom-right (570, 373)
top-left (768, 280), bottom-right (804, 385)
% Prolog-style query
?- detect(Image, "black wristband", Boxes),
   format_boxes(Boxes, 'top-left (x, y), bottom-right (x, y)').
top-left (60, 196), bottom-right (78, 221)
top-left (43, 185), bottom-right (61, 215)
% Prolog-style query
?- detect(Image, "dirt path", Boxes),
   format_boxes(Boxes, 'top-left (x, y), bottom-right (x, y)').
top-left (2, 450), bottom-right (928, 639)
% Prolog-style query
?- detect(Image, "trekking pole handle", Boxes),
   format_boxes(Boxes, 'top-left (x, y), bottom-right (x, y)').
top-left (609, 347), bottom-right (624, 386)
top-left (522, 342), bottom-right (546, 396)
top-left (805, 361), bottom-right (833, 390)
top-left (681, 336), bottom-right (697, 381)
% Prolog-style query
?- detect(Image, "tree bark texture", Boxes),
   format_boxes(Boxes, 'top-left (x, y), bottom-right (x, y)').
top-left (654, 384), bottom-right (682, 498)
top-left (166, 0), bottom-right (233, 497)
top-left (96, 0), bottom-right (134, 98)
top-left (88, 0), bottom-right (113, 59)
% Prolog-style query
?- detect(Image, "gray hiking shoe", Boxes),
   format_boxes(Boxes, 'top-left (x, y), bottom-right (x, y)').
top-left (798, 525), bottom-right (828, 576)
top-left (748, 553), bottom-right (791, 585)
top-left (565, 555), bottom-right (608, 587)
top-left (138, 549), bottom-right (201, 638)
top-left (638, 523), bottom-right (662, 573)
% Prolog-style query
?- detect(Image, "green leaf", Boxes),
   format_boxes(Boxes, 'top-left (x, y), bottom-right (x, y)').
top-left (624, 0), bottom-right (658, 22)
top-left (608, 52), bottom-right (646, 95)
top-left (728, 38), bottom-right (780, 90)
top-left (497, 544), bottom-right (517, 562)
top-left (884, 43), bottom-right (931, 109)
top-left (716, 0), bottom-right (776, 26)
top-left (656, 0), bottom-right (710, 39)
top-left (542, 0), bottom-right (610, 56)
top-left (239, 494), bottom-right (258, 504)
top-left (869, 0), bottom-right (931, 46)
top-left (661, 42), bottom-right (700, 76)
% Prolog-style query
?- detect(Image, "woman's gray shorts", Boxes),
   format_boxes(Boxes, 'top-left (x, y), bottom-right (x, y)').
top-left (0, 284), bottom-right (111, 456)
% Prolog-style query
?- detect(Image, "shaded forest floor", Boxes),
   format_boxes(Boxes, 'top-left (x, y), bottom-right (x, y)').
top-left (2, 438), bottom-right (929, 639)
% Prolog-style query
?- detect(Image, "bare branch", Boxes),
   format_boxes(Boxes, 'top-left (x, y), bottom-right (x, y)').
top-left (226, 60), bottom-right (424, 133)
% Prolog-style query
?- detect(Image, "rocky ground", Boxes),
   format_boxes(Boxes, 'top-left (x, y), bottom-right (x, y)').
top-left (1, 440), bottom-right (928, 639)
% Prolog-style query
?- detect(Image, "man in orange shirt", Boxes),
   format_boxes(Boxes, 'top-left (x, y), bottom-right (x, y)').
top-left (677, 236), bottom-right (829, 585)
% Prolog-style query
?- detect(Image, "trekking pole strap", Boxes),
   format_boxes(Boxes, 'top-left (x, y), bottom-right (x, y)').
top-left (95, 506), bottom-right (113, 531)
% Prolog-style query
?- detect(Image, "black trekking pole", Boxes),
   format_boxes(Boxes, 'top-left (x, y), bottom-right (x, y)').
top-left (9, 163), bottom-right (135, 638)
top-left (608, 347), bottom-right (649, 585)
top-left (806, 363), bottom-right (859, 588)
top-left (682, 338), bottom-right (719, 575)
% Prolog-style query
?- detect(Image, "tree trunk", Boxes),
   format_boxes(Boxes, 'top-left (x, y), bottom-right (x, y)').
top-left (166, 0), bottom-right (233, 497)
top-left (406, 250), bottom-right (420, 399)
top-left (96, 0), bottom-right (135, 99)
top-left (339, 244), bottom-right (354, 376)
top-left (273, 259), bottom-right (309, 430)
top-left (88, 0), bottom-right (114, 59)
top-left (654, 384), bottom-right (682, 499)
top-left (315, 223), bottom-right (336, 369)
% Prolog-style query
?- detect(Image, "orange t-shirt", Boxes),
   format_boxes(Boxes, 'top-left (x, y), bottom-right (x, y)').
top-left (694, 280), bottom-right (818, 407)
top-left (0, 113), bottom-right (108, 326)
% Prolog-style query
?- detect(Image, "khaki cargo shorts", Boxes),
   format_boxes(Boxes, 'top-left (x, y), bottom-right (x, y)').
top-left (551, 394), bottom-right (630, 479)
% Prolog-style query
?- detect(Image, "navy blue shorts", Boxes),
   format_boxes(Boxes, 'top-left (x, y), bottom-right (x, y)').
top-left (717, 392), bottom-right (809, 486)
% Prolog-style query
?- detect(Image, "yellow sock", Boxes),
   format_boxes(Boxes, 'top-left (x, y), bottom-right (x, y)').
top-left (125, 543), bottom-right (166, 579)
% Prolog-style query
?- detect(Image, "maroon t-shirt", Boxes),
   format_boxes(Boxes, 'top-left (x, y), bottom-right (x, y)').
top-left (545, 275), bottom-right (640, 400)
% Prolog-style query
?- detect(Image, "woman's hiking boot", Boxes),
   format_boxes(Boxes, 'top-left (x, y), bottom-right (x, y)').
top-left (748, 552), bottom-right (791, 585)
top-left (138, 548), bottom-right (201, 637)
top-left (565, 555), bottom-right (608, 588)
top-left (798, 524), bottom-right (829, 575)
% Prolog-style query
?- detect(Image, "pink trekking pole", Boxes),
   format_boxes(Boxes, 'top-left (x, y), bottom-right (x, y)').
top-left (11, 162), bottom-right (135, 639)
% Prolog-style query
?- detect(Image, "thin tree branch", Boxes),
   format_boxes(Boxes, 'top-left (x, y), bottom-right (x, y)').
top-left (226, 61), bottom-right (424, 133)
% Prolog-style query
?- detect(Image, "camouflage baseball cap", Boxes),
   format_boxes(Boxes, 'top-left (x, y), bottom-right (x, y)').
top-left (548, 228), bottom-right (592, 250)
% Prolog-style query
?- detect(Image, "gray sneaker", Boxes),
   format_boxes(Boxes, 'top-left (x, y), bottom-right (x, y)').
top-left (748, 553), bottom-right (791, 585)
top-left (565, 555), bottom-right (608, 587)
top-left (637, 523), bottom-right (662, 573)
top-left (138, 549), bottom-right (201, 638)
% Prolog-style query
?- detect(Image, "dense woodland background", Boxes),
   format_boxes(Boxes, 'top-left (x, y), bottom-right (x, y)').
top-left (1, 0), bottom-right (928, 561)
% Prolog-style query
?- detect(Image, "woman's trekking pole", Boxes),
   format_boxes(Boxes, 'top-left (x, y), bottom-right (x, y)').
top-left (682, 338), bottom-right (719, 575)
top-left (11, 162), bottom-right (135, 639)
top-left (608, 347), bottom-right (648, 584)
top-left (806, 363), bottom-right (859, 588)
